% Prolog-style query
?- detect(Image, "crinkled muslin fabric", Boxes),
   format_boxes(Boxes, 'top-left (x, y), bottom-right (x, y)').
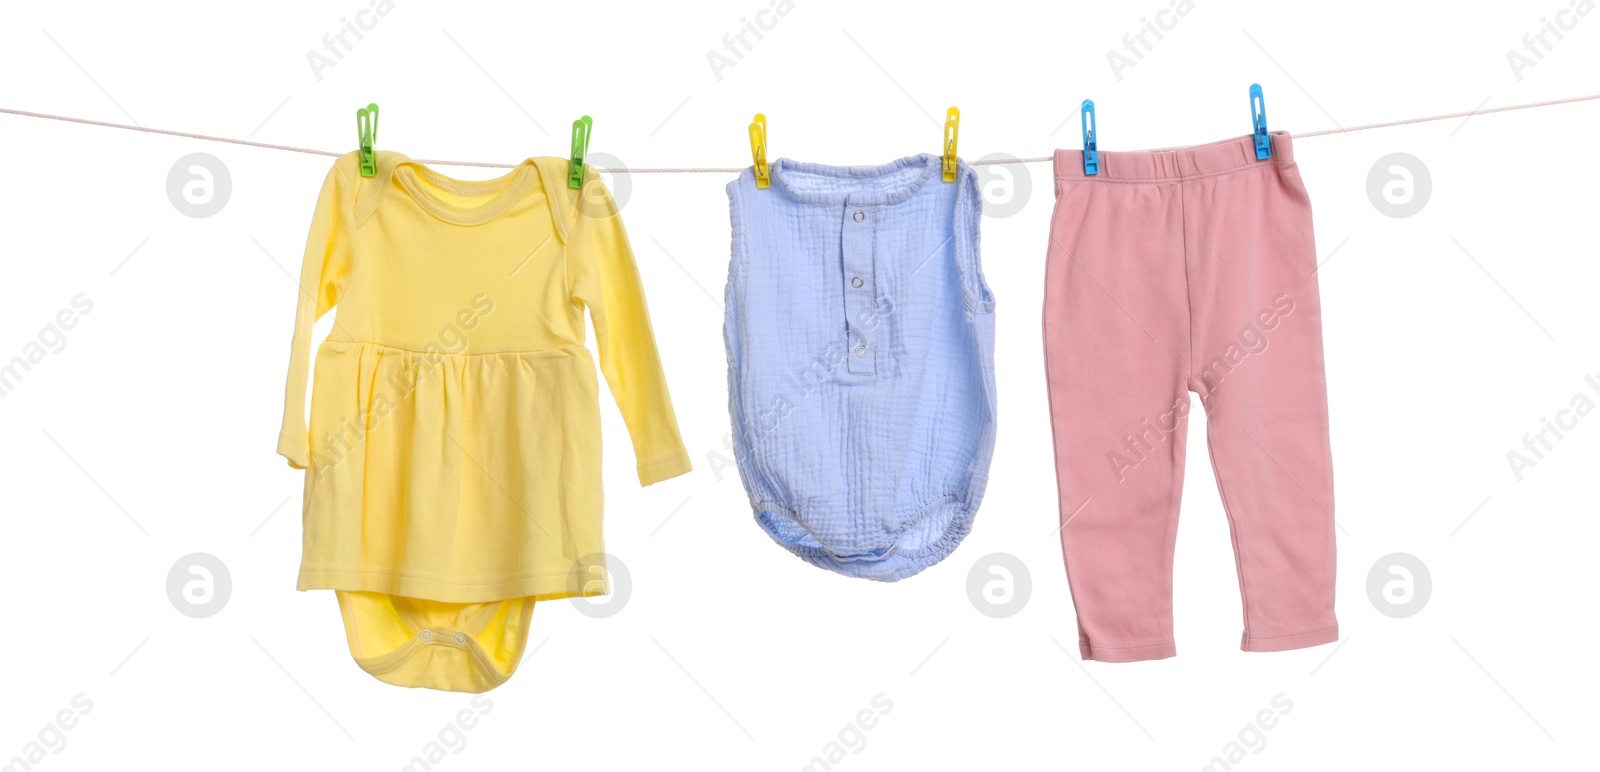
top-left (723, 153), bottom-right (998, 581)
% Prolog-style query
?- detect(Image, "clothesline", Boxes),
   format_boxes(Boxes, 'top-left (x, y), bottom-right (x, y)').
top-left (2, 93), bottom-right (1596, 172)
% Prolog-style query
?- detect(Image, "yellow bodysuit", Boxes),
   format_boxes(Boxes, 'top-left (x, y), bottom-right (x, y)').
top-left (277, 151), bottom-right (690, 692)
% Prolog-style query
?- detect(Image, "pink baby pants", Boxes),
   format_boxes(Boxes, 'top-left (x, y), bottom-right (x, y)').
top-left (1043, 131), bottom-right (1338, 662)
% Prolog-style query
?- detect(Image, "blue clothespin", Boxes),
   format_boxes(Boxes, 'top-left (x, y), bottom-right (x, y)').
top-left (1250, 84), bottom-right (1270, 160)
top-left (1081, 99), bottom-right (1099, 175)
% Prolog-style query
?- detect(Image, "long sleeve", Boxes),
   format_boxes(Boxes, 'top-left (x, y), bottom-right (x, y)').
top-left (567, 172), bottom-right (692, 486)
top-left (276, 159), bottom-right (355, 469)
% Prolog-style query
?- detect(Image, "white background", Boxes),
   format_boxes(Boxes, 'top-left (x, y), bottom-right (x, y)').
top-left (2, 1), bottom-right (1596, 769)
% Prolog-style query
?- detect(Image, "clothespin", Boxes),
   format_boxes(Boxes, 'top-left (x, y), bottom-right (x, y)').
top-left (1250, 84), bottom-right (1271, 160)
top-left (568, 115), bottom-right (593, 189)
top-left (1081, 100), bottom-right (1099, 175)
top-left (942, 106), bottom-right (960, 182)
top-left (356, 103), bottom-right (379, 178)
top-left (749, 113), bottom-right (770, 189)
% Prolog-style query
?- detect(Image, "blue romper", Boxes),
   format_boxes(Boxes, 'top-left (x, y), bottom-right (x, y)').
top-left (723, 153), bottom-right (998, 581)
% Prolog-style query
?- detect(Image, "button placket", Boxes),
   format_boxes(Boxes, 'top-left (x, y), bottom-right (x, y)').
top-left (840, 202), bottom-right (877, 375)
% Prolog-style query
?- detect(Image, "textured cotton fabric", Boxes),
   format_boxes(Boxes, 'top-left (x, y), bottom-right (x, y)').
top-left (724, 154), bottom-right (997, 581)
top-left (278, 151), bottom-right (690, 691)
top-left (1043, 132), bottom-right (1338, 661)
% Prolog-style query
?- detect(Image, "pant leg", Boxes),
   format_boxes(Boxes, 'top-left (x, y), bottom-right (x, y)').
top-left (1183, 158), bottom-right (1339, 653)
top-left (1043, 177), bottom-right (1191, 662)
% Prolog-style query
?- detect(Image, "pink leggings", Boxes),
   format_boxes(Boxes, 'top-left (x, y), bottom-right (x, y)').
top-left (1043, 132), bottom-right (1338, 662)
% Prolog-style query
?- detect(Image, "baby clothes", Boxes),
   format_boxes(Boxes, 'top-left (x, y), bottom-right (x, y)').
top-left (1042, 132), bottom-right (1338, 661)
top-left (724, 154), bottom-right (997, 581)
top-left (278, 151), bottom-right (690, 692)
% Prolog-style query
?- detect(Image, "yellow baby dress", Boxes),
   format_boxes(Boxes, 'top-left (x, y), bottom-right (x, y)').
top-left (276, 151), bottom-right (691, 692)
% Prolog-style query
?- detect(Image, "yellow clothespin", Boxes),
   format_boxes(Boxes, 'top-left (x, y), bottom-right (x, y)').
top-left (942, 106), bottom-right (960, 182)
top-left (749, 113), bottom-right (770, 189)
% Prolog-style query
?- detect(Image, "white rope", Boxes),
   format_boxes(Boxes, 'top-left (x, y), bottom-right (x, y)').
top-left (1291, 92), bottom-right (1600, 138)
top-left (2, 93), bottom-right (1596, 172)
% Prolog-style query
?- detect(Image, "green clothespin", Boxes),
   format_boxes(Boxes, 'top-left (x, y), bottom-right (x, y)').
top-left (568, 115), bottom-right (592, 189)
top-left (357, 103), bottom-right (379, 178)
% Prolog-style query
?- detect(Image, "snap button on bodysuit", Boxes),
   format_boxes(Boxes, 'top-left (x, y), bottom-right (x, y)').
top-left (454, 633), bottom-right (467, 645)
top-left (419, 629), bottom-right (432, 641)
top-left (851, 276), bottom-right (864, 288)
top-left (853, 210), bottom-right (865, 222)
top-left (855, 345), bottom-right (868, 357)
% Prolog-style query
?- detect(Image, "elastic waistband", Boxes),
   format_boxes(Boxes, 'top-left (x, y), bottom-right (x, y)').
top-left (1054, 131), bottom-right (1294, 182)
